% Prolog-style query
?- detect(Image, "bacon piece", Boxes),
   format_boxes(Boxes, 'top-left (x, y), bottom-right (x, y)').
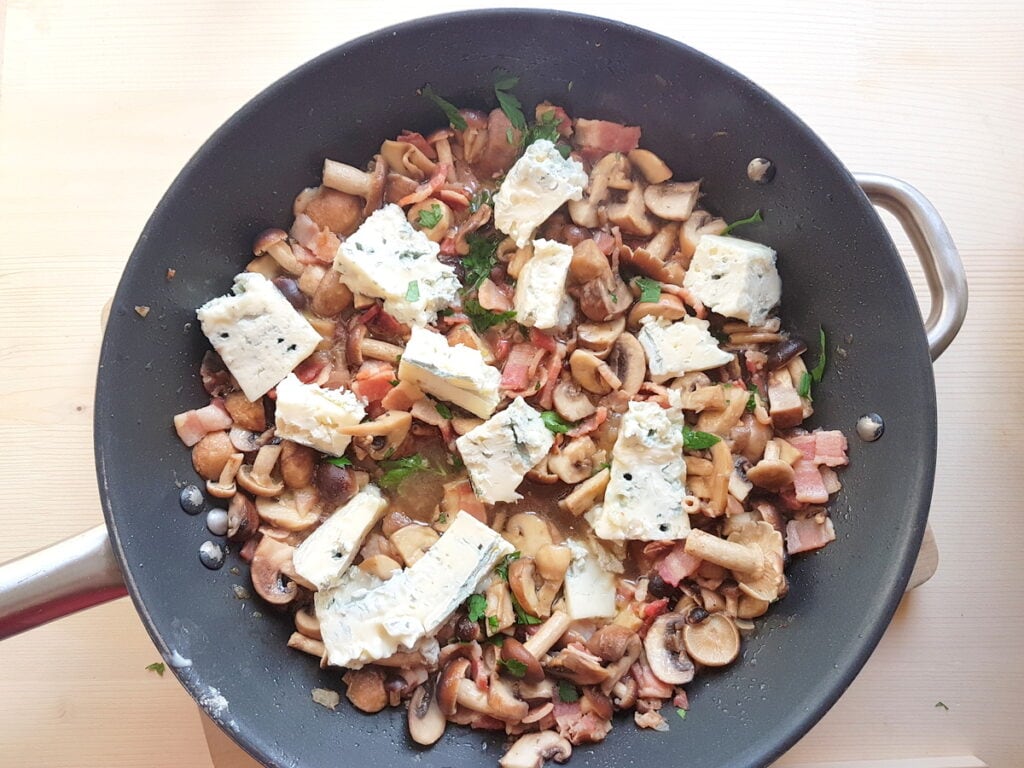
top-left (293, 352), bottom-right (332, 385)
top-left (500, 343), bottom-right (544, 392)
top-left (672, 690), bottom-right (689, 710)
top-left (537, 343), bottom-right (567, 410)
top-left (642, 598), bottom-right (669, 620)
top-left (173, 400), bottom-right (232, 447)
top-left (591, 230), bottom-right (615, 255)
top-left (573, 118), bottom-right (641, 164)
top-left (442, 478), bottom-right (486, 523)
top-left (395, 129), bottom-right (436, 160)
top-left (351, 360), bottom-right (397, 404)
top-left (813, 430), bottom-right (849, 467)
top-left (289, 213), bottom-right (340, 264)
top-left (552, 701), bottom-right (611, 745)
top-left (566, 406), bottom-right (607, 438)
top-left (631, 660), bottom-right (674, 699)
top-left (786, 516), bottom-right (837, 554)
top-left (656, 543), bottom-right (703, 587)
top-left (528, 327), bottom-right (558, 353)
top-left (535, 102), bottom-right (573, 137)
top-left (397, 163), bottom-right (449, 207)
top-left (792, 459), bottom-right (829, 504)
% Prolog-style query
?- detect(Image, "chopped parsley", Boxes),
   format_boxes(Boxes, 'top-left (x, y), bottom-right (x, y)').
top-left (635, 276), bottom-right (662, 304)
top-left (435, 401), bottom-right (454, 419)
top-left (676, 708), bottom-right (687, 720)
top-left (464, 299), bottom-right (516, 333)
top-left (493, 70), bottom-right (526, 133)
top-left (557, 681), bottom-right (580, 703)
top-left (540, 410), bottom-right (575, 434)
top-left (721, 209), bottom-right (763, 235)
top-left (145, 662), bottom-right (165, 677)
top-left (417, 203), bottom-right (443, 229)
top-left (682, 425), bottom-right (721, 450)
top-left (378, 454), bottom-right (442, 488)
top-left (745, 383), bottom-right (758, 412)
top-left (405, 280), bottom-right (420, 302)
top-left (810, 326), bottom-right (827, 383)
top-left (797, 371), bottom-right (812, 400)
top-left (436, 511), bottom-right (448, 524)
top-left (498, 658), bottom-right (528, 678)
top-left (421, 85), bottom-right (467, 130)
top-left (466, 593), bottom-right (488, 622)
top-left (325, 456), bottom-right (352, 468)
top-left (512, 595), bottom-right (542, 625)
top-left (525, 109), bottom-right (563, 145)
top-left (495, 551), bottom-right (522, 581)
top-left (461, 234), bottom-right (501, 291)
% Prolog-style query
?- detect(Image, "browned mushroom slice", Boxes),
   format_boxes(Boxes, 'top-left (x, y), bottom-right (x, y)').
top-left (436, 657), bottom-right (471, 716)
top-left (683, 612), bottom-right (741, 667)
top-left (408, 679), bottom-right (447, 746)
top-left (585, 624), bottom-right (635, 662)
top-left (311, 268), bottom-right (354, 317)
top-left (255, 491), bottom-right (319, 532)
top-left (643, 612), bottom-right (696, 684)
top-left (342, 667), bottom-right (389, 713)
top-left (552, 378), bottom-right (597, 422)
top-left (389, 524), bottom-right (440, 567)
top-left (605, 333), bottom-right (646, 396)
top-left (607, 185), bottom-right (655, 236)
top-left (643, 181), bottom-right (700, 221)
top-left (250, 536), bottom-right (298, 605)
top-left (627, 293), bottom-right (687, 329)
top-left (191, 431), bottom-right (235, 481)
top-left (226, 492), bottom-right (259, 541)
top-left (569, 349), bottom-right (621, 395)
top-left (548, 437), bottom-right (598, 484)
top-left (380, 139), bottom-right (435, 180)
top-left (568, 239), bottom-right (613, 284)
top-left (558, 468), bottom-right (611, 517)
top-left (577, 273), bottom-right (632, 322)
top-left (502, 513), bottom-right (555, 558)
top-left (499, 731), bottom-right (572, 768)
top-left (576, 316), bottom-right (625, 358)
top-left (545, 646), bottom-right (610, 686)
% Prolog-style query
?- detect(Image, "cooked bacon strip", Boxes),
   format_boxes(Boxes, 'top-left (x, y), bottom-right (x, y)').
top-left (552, 701), bottom-right (612, 745)
top-left (290, 213), bottom-right (340, 264)
top-left (656, 543), bottom-right (702, 587)
top-left (529, 327), bottom-right (558, 353)
top-left (351, 360), bottom-right (396, 404)
top-left (537, 343), bottom-right (567, 409)
top-left (437, 187), bottom-right (470, 210)
top-left (500, 342), bottom-right (544, 392)
top-left (293, 351), bottom-right (332, 385)
top-left (573, 118), bottom-right (641, 163)
top-left (394, 129), bottom-right (436, 160)
top-left (397, 163), bottom-right (449, 207)
top-left (786, 516), bottom-right (837, 554)
top-left (477, 278), bottom-right (513, 312)
top-left (442, 478), bottom-right (486, 523)
top-left (792, 458), bottom-right (829, 504)
top-left (173, 399), bottom-right (232, 447)
top-left (630, 660), bottom-right (673, 699)
top-left (566, 406), bottom-right (608, 438)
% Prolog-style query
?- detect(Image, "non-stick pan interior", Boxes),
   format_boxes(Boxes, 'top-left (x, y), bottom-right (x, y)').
top-left (95, 10), bottom-right (934, 767)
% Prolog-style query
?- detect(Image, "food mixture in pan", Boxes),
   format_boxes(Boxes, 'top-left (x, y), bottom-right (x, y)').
top-left (174, 75), bottom-right (847, 767)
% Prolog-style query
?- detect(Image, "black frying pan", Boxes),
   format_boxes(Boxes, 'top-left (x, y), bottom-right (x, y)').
top-left (0, 10), bottom-right (966, 768)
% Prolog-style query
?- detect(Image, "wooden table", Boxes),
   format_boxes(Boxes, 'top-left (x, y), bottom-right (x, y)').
top-left (0, 2), bottom-right (1020, 766)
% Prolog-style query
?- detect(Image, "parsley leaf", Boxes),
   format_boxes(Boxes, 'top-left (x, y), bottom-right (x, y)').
top-left (325, 456), bottom-right (352, 468)
top-left (464, 299), bottom-right (516, 333)
top-left (461, 233), bottom-right (501, 291)
top-left (378, 454), bottom-right (442, 488)
top-left (145, 662), bottom-right (165, 677)
top-left (676, 708), bottom-right (687, 720)
top-left (466, 593), bottom-right (487, 622)
top-left (540, 410), bottom-right (575, 434)
top-left (634, 276), bottom-right (662, 304)
top-left (435, 401), bottom-right (453, 419)
top-left (417, 203), bottom-right (443, 229)
top-left (745, 383), bottom-right (758, 412)
top-left (809, 326), bottom-right (827, 383)
top-left (512, 596), bottom-right (543, 625)
top-left (557, 681), bottom-right (580, 703)
top-left (421, 85), bottom-right (467, 130)
top-left (436, 511), bottom-right (448, 524)
top-left (498, 658), bottom-right (528, 678)
top-left (721, 209), bottom-right (763, 235)
top-left (405, 280), bottom-right (420, 302)
top-left (682, 425), bottom-right (721, 450)
top-left (797, 371), bottom-right (812, 400)
top-left (493, 70), bottom-right (526, 131)
top-left (495, 551), bottom-right (521, 581)
top-left (488, 615), bottom-right (500, 631)
top-left (526, 109), bottom-right (563, 145)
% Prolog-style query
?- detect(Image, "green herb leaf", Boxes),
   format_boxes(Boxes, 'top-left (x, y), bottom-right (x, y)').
top-left (526, 109), bottom-right (563, 145)
top-left (556, 144), bottom-right (571, 159)
top-left (493, 70), bottom-right (526, 131)
top-left (485, 628), bottom-right (504, 644)
top-left (405, 280), bottom-right (420, 302)
top-left (745, 383), bottom-right (758, 412)
top-left (557, 681), bottom-right (580, 703)
top-left (676, 708), bottom-right (687, 720)
top-left (595, 461), bottom-right (612, 474)
top-left (145, 662), bottom-right (165, 677)
top-left (325, 456), bottom-right (352, 467)
top-left (495, 551), bottom-right (522, 581)
top-left (721, 209), bottom-right (763, 235)
top-left (935, 701), bottom-right (949, 711)
top-left (467, 593), bottom-right (488, 622)
top-left (797, 370), bottom-right (812, 400)
top-left (498, 658), bottom-right (528, 678)
top-left (488, 615), bottom-right (500, 631)
top-left (540, 410), bottom-right (575, 434)
top-left (810, 326), bottom-right (827, 383)
top-left (461, 233), bottom-right (501, 291)
top-left (435, 401), bottom-right (453, 419)
top-left (634, 276), bottom-right (662, 304)
top-left (682, 425), bottom-right (721, 450)
top-left (436, 511), bottom-right (448, 524)
top-left (417, 203), bottom-right (443, 229)
top-left (464, 300), bottom-right (516, 333)
top-left (378, 454), bottom-right (441, 488)
top-left (512, 596), bottom-right (543, 625)
top-left (421, 85), bottom-right (467, 131)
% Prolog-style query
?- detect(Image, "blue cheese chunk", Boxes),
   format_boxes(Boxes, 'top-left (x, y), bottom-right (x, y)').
top-left (398, 326), bottom-right (502, 418)
top-left (494, 140), bottom-right (588, 248)
top-left (637, 315), bottom-right (734, 383)
top-left (196, 272), bottom-right (320, 401)
top-left (682, 234), bottom-right (782, 326)
top-left (455, 397), bottom-right (554, 504)
top-left (514, 239), bottom-right (573, 329)
top-left (292, 485), bottom-right (387, 591)
top-left (586, 400), bottom-right (689, 541)
top-left (334, 204), bottom-right (460, 327)
top-left (274, 373), bottom-right (366, 457)
top-left (563, 537), bottom-right (620, 620)
top-left (316, 512), bottom-right (514, 668)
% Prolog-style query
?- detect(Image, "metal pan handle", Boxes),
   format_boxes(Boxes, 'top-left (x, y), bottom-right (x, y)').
top-left (855, 173), bottom-right (968, 360)
top-left (0, 525), bottom-right (126, 640)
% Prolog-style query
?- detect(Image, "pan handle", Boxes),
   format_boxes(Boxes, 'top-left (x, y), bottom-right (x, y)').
top-left (0, 524), bottom-right (127, 640)
top-left (855, 173), bottom-right (968, 360)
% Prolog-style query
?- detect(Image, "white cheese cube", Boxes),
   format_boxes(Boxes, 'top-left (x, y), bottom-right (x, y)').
top-left (637, 315), bottom-right (734, 382)
top-left (398, 326), bottom-right (502, 418)
top-left (333, 204), bottom-right (460, 327)
top-left (514, 239), bottom-right (573, 329)
top-left (563, 537), bottom-right (620, 620)
top-left (586, 399), bottom-right (690, 541)
top-left (682, 234), bottom-right (782, 326)
top-left (316, 511), bottom-right (514, 668)
top-left (494, 140), bottom-right (588, 248)
top-left (273, 373), bottom-right (366, 457)
top-left (292, 485), bottom-right (387, 591)
top-left (196, 272), bottom-right (321, 401)
top-left (455, 397), bottom-right (554, 504)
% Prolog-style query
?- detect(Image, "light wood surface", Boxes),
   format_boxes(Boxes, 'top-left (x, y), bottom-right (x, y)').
top-left (1, 1), bottom-right (1020, 767)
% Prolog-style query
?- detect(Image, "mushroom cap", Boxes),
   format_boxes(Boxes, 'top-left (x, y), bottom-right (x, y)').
top-left (643, 181), bottom-right (700, 221)
top-left (206, 478), bottom-right (236, 499)
top-left (746, 458), bottom-right (796, 491)
top-left (552, 378), bottom-right (597, 422)
top-left (236, 463), bottom-right (285, 497)
top-left (643, 612), bottom-right (696, 685)
top-left (680, 209), bottom-right (727, 258)
top-left (252, 227), bottom-right (288, 256)
top-left (407, 681), bottom-right (447, 746)
top-left (627, 294), bottom-right (687, 329)
top-left (728, 521), bottom-right (786, 603)
top-left (250, 536), bottom-right (298, 605)
top-left (499, 730), bottom-right (572, 768)
top-left (547, 437), bottom-right (597, 484)
top-left (501, 637), bottom-right (545, 684)
top-left (576, 316), bottom-right (625, 357)
top-left (682, 612), bottom-right (741, 667)
top-left (544, 645), bottom-right (610, 686)
top-left (227, 492), bottom-right (259, 541)
top-left (606, 332), bottom-right (646, 396)
top-left (585, 623), bottom-right (634, 662)
top-left (502, 514), bottom-right (555, 558)
top-left (627, 148), bottom-right (673, 184)
top-left (436, 657), bottom-right (471, 716)
top-left (569, 349), bottom-right (621, 394)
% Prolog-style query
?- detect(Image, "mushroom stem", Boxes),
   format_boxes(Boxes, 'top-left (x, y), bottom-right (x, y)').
top-left (287, 631), bottom-right (326, 659)
top-left (360, 338), bottom-right (404, 363)
top-left (323, 159), bottom-right (372, 197)
top-left (523, 610), bottom-right (571, 659)
top-left (251, 443), bottom-right (283, 483)
top-left (455, 678), bottom-right (493, 714)
top-left (684, 529), bottom-right (761, 574)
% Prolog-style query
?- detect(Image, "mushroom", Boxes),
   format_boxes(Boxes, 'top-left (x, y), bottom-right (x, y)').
top-left (585, 624), bottom-right (634, 663)
top-left (279, 441), bottom-right (317, 489)
top-left (389, 524), bottom-right (440, 566)
top-left (501, 637), bottom-right (545, 684)
top-left (544, 646), bottom-right (609, 686)
top-left (286, 631), bottom-right (325, 658)
top-left (679, 209), bottom-right (728, 260)
top-left (568, 239), bottom-right (612, 284)
top-left (737, 593), bottom-right (770, 619)
top-left (255, 490), bottom-right (320, 532)
top-left (558, 467), bottom-right (610, 517)
top-left (525, 454), bottom-right (560, 485)
top-left (627, 149), bottom-right (673, 184)
top-left (643, 612), bottom-right (696, 684)
top-left (552, 378), bottom-right (597, 423)
top-left (250, 536), bottom-right (298, 605)
top-left (643, 181), bottom-right (700, 221)
top-left (322, 156), bottom-right (386, 216)
top-left (765, 337), bottom-right (809, 371)
top-left (523, 610), bottom-right (571, 658)
top-left (605, 333), bottom-right (646, 396)
top-left (229, 426), bottom-right (272, 453)
top-left (684, 522), bottom-right (786, 603)
top-left (342, 667), bottom-right (388, 713)
top-left (607, 184), bottom-right (655, 236)
top-left (486, 675), bottom-right (530, 721)
top-left (224, 391), bottom-right (266, 431)
top-left (503, 514), bottom-right (555, 558)
top-left (360, 338), bottom-right (404, 363)
top-left (294, 608), bottom-right (321, 640)
top-left (358, 553), bottom-right (402, 580)
top-left (683, 613), bottom-right (740, 667)
top-left (436, 657), bottom-right (471, 716)
top-left (236, 443), bottom-right (285, 497)
top-left (745, 457), bottom-right (796, 491)
top-left (547, 437), bottom-right (598, 484)
top-left (499, 731), bottom-right (572, 768)
top-left (206, 452), bottom-right (243, 498)
top-left (508, 557), bottom-right (545, 619)
top-left (311, 268), bottom-right (353, 317)
top-left (253, 228), bottom-right (303, 275)
top-left (576, 316), bottom-right (625, 358)
top-left (627, 293), bottom-right (687, 330)
top-left (341, 410), bottom-right (412, 461)
top-left (315, 460), bottom-right (357, 508)
top-left (302, 186), bottom-right (363, 236)
top-left (486, 580), bottom-right (516, 635)
top-left (227, 492), bottom-right (259, 541)
top-left (569, 349), bottom-right (621, 395)
top-left (408, 679), bottom-right (447, 746)
top-left (577, 272), bottom-right (632, 322)
top-left (568, 154), bottom-right (621, 228)
top-left (191, 431), bottom-right (235, 481)
top-left (599, 635), bottom-right (643, 694)
top-left (380, 139), bottom-right (435, 180)
top-left (407, 199), bottom-right (454, 243)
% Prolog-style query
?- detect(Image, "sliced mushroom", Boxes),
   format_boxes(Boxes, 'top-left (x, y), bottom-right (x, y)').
top-left (683, 613), bottom-right (740, 667)
top-left (250, 536), bottom-right (298, 605)
top-left (503, 514), bottom-right (554, 558)
top-left (586, 624), bottom-right (634, 663)
top-left (342, 410), bottom-right (412, 462)
top-left (408, 679), bottom-right (447, 746)
top-left (545, 646), bottom-right (609, 686)
top-left (606, 333), bottom-right (646, 396)
top-left (569, 349), bottom-right (621, 395)
top-left (255, 490), bottom-right (319, 531)
top-left (358, 554), bottom-right (402, 580)
top-left (576, 316), bottom-right (625, 358)
top-left (508, 557), bottom-right (544, 620)
top-left (253, 228), bottom-right (302, 275)
top-left (191, 431), bottom-right (234, 481)
top-left (501, 637), bottom-right (545, 684)
top-left (236, 443), bottom-right (284, 497)
top-left (679, 209), bottom-right (727, 259)
top-left (643, 181), bottom-right (700, 221)
top-left (436, 657), bottom-right (471, 716)
top-left (390, 524), bottom-right (440, 566)
top-left (294, 608), bottom-right (321, 640)
top-left (323, 156), bottom-right (386, 216)
top-left (737, 593), bottom-right (770, 619)
top-left (227, 492), bottom-right (259, 541)
top-left (627, 293), bottom-right (687, 330)
top-left (343, 667), bottom-right (388, 713)
top-left (279, 441), bottom-right (317, 489)
top-left (577, 274), bottom-right (632, 322)
top-left (568, 239), bottom-right (612, 284)
top-left (500, 731), bottom-right (572, 768)
top-left (552, 378), bottom-right (597, 423)
top-left (745, 458), bottom-right (796, 491)
top-left (206, 452), bottom-right (243, 498)
top-left (627, 149), bottom-right (673, 184)
top-left (767, 367), bottom-right (805, 429)
top-left (547, 437), bottom-right (597, 484)
top-left (643, 612), bottom-right (696, 684)
top-left (486, 579), bottom-right (516, 635)
top-left (558, 468), bottom-right (610, 516)
top-left (224, 391), bottom-right (266, 431)
top-left (525, 454), bottom-right (560, 485)
top-left (607, 184), bottom-right (655, 236)
top-left (286, 631), bottom-right (325, 658)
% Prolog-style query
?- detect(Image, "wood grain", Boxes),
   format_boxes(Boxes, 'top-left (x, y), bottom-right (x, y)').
top-left (0, 1), bottom-right (1021, 767)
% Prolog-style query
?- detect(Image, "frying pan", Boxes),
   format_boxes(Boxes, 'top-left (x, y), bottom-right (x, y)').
top-left (0, 9), bottom-right (966, 768)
